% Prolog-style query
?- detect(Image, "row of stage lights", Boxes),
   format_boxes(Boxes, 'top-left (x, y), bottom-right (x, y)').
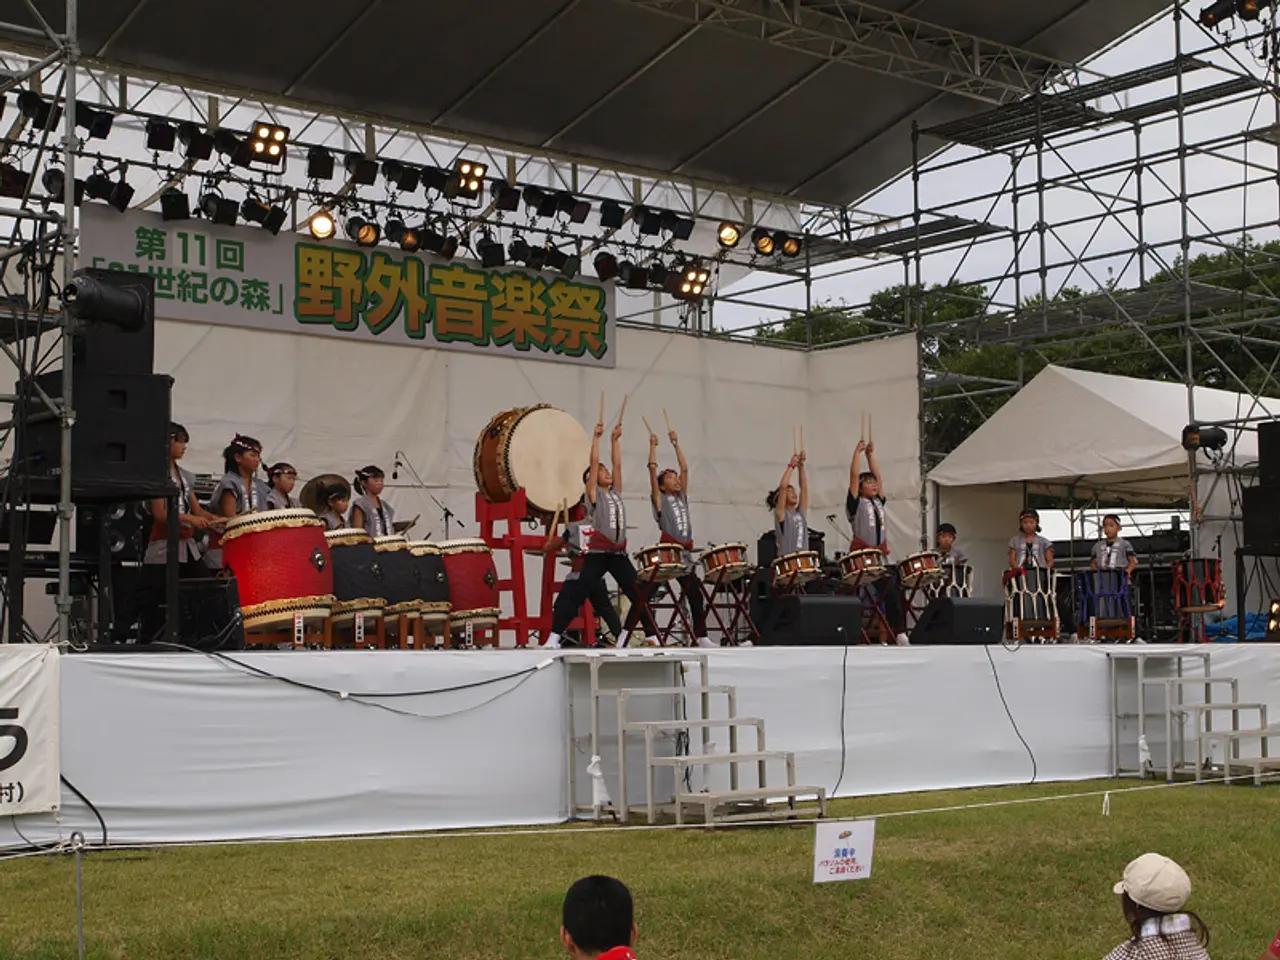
top-left (1199, 0), bottom-right (1274, 25)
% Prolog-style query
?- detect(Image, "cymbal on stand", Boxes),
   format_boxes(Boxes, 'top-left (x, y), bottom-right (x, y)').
top-left (300, 474), bottom-right (350, 514)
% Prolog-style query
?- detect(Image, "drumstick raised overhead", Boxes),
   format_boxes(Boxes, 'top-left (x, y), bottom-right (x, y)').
top-left (800, 424), bottom-right (805, 453)
top-left (598, 391), bottom-right (605, 426)
top-left (617, 393), bottom-right (628, 426)
top-left (642, 415), bottom-right (655, 436)
top-left (663, 408), bottom-right (673, 434)
top-left (860, 412), bottom-right (866, 442)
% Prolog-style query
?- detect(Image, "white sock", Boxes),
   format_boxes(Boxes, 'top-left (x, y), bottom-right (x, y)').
top-left (696, 637), bottom-right (719, 648)
top-left (544, 633), bottom-right (561, 649)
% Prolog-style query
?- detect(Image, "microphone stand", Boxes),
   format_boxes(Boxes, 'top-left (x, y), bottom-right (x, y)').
top-left (393, 449), bottom-right (463, 540)
top-left (826, 513), bottom-right (852, 550)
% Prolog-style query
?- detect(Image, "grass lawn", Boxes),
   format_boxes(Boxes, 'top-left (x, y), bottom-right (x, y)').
top-left (1, 779), bottom-right (1277, 960)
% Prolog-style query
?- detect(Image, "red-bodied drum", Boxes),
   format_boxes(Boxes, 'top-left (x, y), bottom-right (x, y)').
top-left (473, 405), bottom-right (591, 521)
top-left (634, 543), bottom-right (685, 583)
top-left (698, 542), bottom-right (750, 585)
top-left (324, 527), bottom-right (386, 627)
top-left (839, 548), bottom-right (888, 588)
top-left (772, 550), bottom-right (821, 587)
top-left (221, 509), bottom-right (334, 629)
top-left (438, 538), bottom-right (500, 635)
top-left (899, 551), bottom-right (943, 590)
top-left (1174, 557), bottom-right (1225, 613)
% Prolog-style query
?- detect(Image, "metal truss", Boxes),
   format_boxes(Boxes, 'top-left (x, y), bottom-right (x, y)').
top-left (616, 0), bottom-right (1079, 105)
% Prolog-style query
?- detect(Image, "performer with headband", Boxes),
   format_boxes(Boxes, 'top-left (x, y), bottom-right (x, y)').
top-left (545, 409), bottom-right (659, 649)
top-left (350, 465), bottom-right (396, 538)
top-left (647, 420), bottom-right (714, 648)
top-left (206, 434), bottom-right (272, 570)
top-left (316, 481), bottom-right (351, 531)
top-left (265, 462), bottom-right (299, 510)
top-left (1008, 507), bottom-right (1054, 570)
top-left (139, 423), bottom-right (222, 641)
top-left (847, 433), bottom-right (908, 645)
top-left (1092, 514), bottom-right (1138, 577)
top-left (768, 448), bottom-right (808, 556)
top-left (543, 497), bottom-right (626, 647)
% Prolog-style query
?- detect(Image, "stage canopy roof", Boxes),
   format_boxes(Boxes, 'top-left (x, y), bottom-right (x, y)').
top-left (0, 0), bottom-right (1168, 206)
top-left (928, 366), bottom-right (1280, 503)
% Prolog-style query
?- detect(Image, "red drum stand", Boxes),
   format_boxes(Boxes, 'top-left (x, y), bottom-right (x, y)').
top-left (701, 575), bottom-right (760, 646)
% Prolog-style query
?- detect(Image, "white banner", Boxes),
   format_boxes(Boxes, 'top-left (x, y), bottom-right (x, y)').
top-left (79, 205), bottom-right (618, 367)
top-left (0, 645), bottom-right (60, 816)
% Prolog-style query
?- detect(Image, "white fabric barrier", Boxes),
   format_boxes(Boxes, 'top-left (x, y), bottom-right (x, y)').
top-left (3, 644), bottom-right (1280, 846)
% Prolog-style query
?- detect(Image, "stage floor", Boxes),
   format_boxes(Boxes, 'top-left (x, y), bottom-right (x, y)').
top-left (4, 644), bottom-right (1279, 846)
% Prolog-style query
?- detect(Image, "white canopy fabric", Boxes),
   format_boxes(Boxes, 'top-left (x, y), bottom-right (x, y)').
top-left (929, 365), bottom-right (1280, 502)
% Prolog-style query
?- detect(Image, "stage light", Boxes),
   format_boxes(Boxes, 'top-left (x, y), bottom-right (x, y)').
top-left (666, 261), bottom-right (710, 301)
top-left (249, 121), bottom-right (288, 164)
top-left (527, 245), bottom-right (546, 270)
top-left (661, 211), bottom-right (694, 241)
top-left (557, 192), bottom-right (591, 224)
top-left (85, 172), bottom-right (132, 212)
top-left (1182, 422), bottom-right (1229, 451)
top-left (1239, 0), bottom-right (1274, 19)
top-left (382, 160), bottom-right (420, 192)
top-left (17, 91), bottom-right (60, 130)
top-left (478, 235), bottom-right (505, 268)
top-left (1199, 0), bottom-right (1238, 24)
top-left (74, 102), bottom-right (114, 140)
top-left (648, 260), bottom-right (669, 289)
top-left (718, 222), bottom-right (742, 249)
top-left (545, 247), bottom-right (580, 279)
top-left (4, 165), bottom-right (32, 201)
top-left (619, 261), bottom-right (649, 290)
top-left (177, 122), bottom-right (214, 161)
top-left (308, 209), bottom-right (336, 240)
top-left (199, 192), bottom-right (238, 226)
top-left (242, 198), bottom-right (287, 235)
top-left (600, 199), bottom-right (625, 229)
top-left (346, 216), bottom-right (380, 246)
top-left (594, 251), bottom-right (619, 281)
top-left (421, 166), bottom-right (449, 194)
top-left (214, 128), bottom-right (241, 156)
top-left (386, 219), bottom-right (422, 252)
top-left (446, 159), bottom-right (486, 201)
top-left (145, 119), bottom-right (176, 152)
top-left (1269, 599), bottom-right (1280, 639)
top-left (634, 206), bottom-right (662, 236)
top-left (85, 173), bottom-right (112, 203)
top-left (41, 166), bottom-right (84, 205)
top-left (523, 186), bottom-right (559, 218)
top-left (344, 152), bottom-right (379, 186)
top-left (751, 227), bottom-right (776, 256)
top-left (777, 232), bottom-right (802, 257)
top-left (491, 180), bottom-right (520, 212)
top-left (159, 187), bottom-right (190, 221)
top-left (307, 146), bottom-right (335, 180)
top-left (422, 227), bottom-right (458, 259)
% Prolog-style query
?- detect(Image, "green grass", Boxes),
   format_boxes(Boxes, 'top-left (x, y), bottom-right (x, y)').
top-left (1, 779), bottom-right (1278, 960)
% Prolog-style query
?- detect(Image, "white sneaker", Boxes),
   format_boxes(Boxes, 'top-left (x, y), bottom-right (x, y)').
top-left (738, 639), bottom-right (754, 648)
top-left (696, 637), bottom-right (720, 648)
top-left (543, 633), bottom-right (561, 649)
top-left (895, 632), bottom-right (911, 647)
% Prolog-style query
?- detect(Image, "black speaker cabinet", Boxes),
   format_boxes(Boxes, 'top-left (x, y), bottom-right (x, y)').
top-left (21, 371), bottom-right (173, 503)
top-left (756, 528), bottom-right (827, 569)
top-left (70, 268), bottom-right (156, 376)
top-left (761, 594), bottom-right (861, 646)
top-left (75, 501), bottom-right (151, 562)
top-left (1242, 485), bottom-right (1280, 550)
top-left (910, 597), bottom-right (1005, 645)
top-left (1259, 420), bottom-right (1280, 487)
top-left (176, 577), bottom-right (245, 652)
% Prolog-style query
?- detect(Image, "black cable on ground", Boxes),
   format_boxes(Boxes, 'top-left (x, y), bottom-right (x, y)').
top-left (60, 775), bottom-right (107, 847)
top-left (984, 645), bottom-right (1037, 784)
top-left (831, 633), bottom-right (851, 798)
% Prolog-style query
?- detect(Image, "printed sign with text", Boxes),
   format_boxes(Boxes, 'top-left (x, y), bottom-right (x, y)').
top-left (78, 205), bottom-right (617, 368)
top-left (0, 645), bottom-right (60, 816)
top-left (813, 818), bottom-right (875, 884)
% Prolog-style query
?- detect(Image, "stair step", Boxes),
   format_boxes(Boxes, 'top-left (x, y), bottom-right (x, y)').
top-left (1202, 725), bottom-right (1280, 739)
top-left (677, 785), bottom-right (825, 803)
top-left (627, 717), bottom-right (763, 730)
top-left (1142, 677), bottom-right (1237, 686)
top-left (1186, 701), bottom-right (1267, 714)
top-left (652, 750), bottom-right (789, 765)
top-left (1224, 755), bottom-right (1280, 768)
top-left (601, 685), bottom-right (734, 698)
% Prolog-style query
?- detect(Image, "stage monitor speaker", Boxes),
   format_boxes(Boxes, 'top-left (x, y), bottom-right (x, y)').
top-left (21, 371), bottom-right (173, 503)
top-left (75, 501), bottom-right (150, 562)
top-left (175, 577), bottom-right (245, 652)
top-left (910, 597), bottom-right (1004, 645)
top-left (761, 594), bottom-right (861, 646)
top-left (1242, 484), bottom-right (1280, 550)
top-left (68, 268), bottom-right (156, 376)
top-left (1259, 420), bottom-right (1280, 487)
top-left (756, 528), bottom-right (827, 570)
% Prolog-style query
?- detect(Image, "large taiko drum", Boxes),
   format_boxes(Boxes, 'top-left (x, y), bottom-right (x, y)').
top-left (373, 535), bottom-right (423, 619)
top-left (473, 405), bottom-right (591, 521)
top-left (324, 528), bottom-right (386, 627)
top-left (438, 538), bottom-right (500, 635)
top-left (221, 509), bottom-right (334, 629)
top-left (407, 541), bottom-right (451, 627)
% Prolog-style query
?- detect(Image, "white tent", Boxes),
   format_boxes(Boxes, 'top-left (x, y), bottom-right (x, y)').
top-left (928, 365), bottom-right (1280, 611)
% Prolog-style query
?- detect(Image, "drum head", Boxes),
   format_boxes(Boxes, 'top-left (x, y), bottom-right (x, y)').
top-left (505, 407), bottom-right (590, 516)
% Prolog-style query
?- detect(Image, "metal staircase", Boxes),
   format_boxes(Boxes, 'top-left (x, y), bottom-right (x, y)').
top-left (562, 650), bottom-right (826, 826)
top-left (1109, 647), bottom-right (1274, 783)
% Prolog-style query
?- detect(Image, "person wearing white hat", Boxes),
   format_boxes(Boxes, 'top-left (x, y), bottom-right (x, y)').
top-left (1104, 853), bottom-right (1210, 960)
